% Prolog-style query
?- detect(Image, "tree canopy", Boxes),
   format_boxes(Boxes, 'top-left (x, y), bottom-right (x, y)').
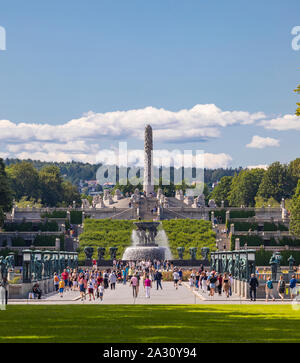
top-left (257, 162), bottom-right (295, 202)
top-left (228, 169), bottom-right (265, 207)
top-left (210, 176), bottom-right (233, 206)
top-left (295, 83), bottom-right (300, 116)
top-left (290, 180), bottom-right (300, 237)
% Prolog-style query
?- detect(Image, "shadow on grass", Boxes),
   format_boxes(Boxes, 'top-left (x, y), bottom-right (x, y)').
top-left (0, 305), bottom-right (300, 343)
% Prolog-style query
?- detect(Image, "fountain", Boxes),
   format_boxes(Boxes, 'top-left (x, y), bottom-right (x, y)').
top-left (122, 222), bottom-right (170, 261)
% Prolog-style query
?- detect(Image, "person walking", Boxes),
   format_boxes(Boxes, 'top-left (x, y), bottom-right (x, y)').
top-left (98, 283), bottom-right (104, 302)
top-left (61, 269), bottom-right (69, 292)
top-left (178, 268), bottom-right (183, 286)
top-left (88, 278), bottom-right (95, 301)
top-left (289, 275), bottom-right (298, 300)
top-left (144, 274), bottom-right (152, 298)
top-left (0, 277), bottom-right (8, 308)
top-left (154, 270), bottom-right (163, 290)
top-left (249, 273), bottom-right (259, 301)
top-left (173, 269), bottom-right (180, 290)
top-left (130, 274), bottom-right (139, 298)
top-left (79, 274), bottom-right (86, 301)
top-left (217, 274), bottom-right (223, 296)
top-left (109, 271), bottom-right (117, 290)
top-left (53, 273), bottom-right (60, 292)
top-left (58, 278), bottom-right (65, 298)
top-left (265, 277), bottom-right (275, 302)
top-left (208, 273), bottom-right (217, 297)
top-left (222, 273), bottom-right (231, 298)
top-left (277, 275), bottom-right (286, 301)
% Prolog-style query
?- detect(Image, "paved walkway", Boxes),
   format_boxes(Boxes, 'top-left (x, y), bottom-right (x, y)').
top-left (8, 282), bottom-right (296, 305)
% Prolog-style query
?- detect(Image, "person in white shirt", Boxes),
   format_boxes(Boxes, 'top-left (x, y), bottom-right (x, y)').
top-left (173, 270), bottom-right (180, 290)
top-left (98, 284), bottom-right (104, 301)
top-left (109, 272), bottom-right (117, 290)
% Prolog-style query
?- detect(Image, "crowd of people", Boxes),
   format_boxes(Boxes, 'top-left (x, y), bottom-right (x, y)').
top-left (52, 259), bottom-right (178, 301)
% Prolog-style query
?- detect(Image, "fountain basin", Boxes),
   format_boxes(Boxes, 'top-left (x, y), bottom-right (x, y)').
top-left (122, 246), bottom-right (165, 261)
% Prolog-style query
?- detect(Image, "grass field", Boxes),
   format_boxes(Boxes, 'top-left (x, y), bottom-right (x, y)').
top-left (1, 305), bottom-right (300, 343)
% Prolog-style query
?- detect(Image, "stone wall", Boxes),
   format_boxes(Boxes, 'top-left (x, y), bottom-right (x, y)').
top-left (8, 278), bottom-right (55, 299)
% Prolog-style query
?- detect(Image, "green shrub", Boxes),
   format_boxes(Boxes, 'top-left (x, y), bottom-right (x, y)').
top-left (79, 219), bottom-right (134, 259)
top-left (232, 222), bottom-right (259, 231)
top-left (11, 237), bottom-right (28, 247)
top-left (41, 211), bottom-right (67, 218)
top-left (209, 210), bottom-right (226, 223)
top-left (70, 211), bottom-right (82, 225)
top-left (3, 221), bottom-right (59, 232)
top-left (229, 210), bottom-right (255, 218)
top-left (255, 248), bottom-right (300, 266)
top-left (162, 219), bottom-right (216, 259)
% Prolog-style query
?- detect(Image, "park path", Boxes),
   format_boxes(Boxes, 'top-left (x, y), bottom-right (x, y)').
top-left (8, 282), bottom-right (295, 305)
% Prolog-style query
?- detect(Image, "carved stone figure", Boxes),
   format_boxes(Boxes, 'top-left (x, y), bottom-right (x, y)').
top-left (103, 190), bottom-right (110, 201)
top-left (208, 199), bottom-right (217, 208)
top-left (109, 247), bottom-right (118, 260)
top-left (189, 247), bottom-right (197, 260)
top-left (176, 190), bottom-right (184, 201)
top-left (81, 199), bottom-right (90, 209)
top-left (84, 246), bottom-right (94, 260)
top-left (177, 247), bottom-right (185, 259)
top-left (288, 255), bottom-right (295, 272)
top-left (114, 189), bottom-right (122, 200)
top-left (269, 252), bottom-right (281, 281)
top-left (201, 247), bottom-right (210, 260)
top-left (97, 247), bottom-right (106, 260)
top-left (193, 194), bottom-right (205, 208)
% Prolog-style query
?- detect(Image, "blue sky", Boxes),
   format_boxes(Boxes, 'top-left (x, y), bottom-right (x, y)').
top-left (0, 0), bottom-right (299, 168)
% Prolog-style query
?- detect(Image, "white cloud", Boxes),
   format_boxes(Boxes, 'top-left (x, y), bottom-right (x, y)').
top-left (246, 135), bottom-right (280, 149)
top-left (247, 164), bottom-right (269, 170)
top-left (95, 148), bottom-right (232, 169)
top-left (0, 104), bottom-right (266, 145)
top-left (259, 114), bottom-right (300, 131)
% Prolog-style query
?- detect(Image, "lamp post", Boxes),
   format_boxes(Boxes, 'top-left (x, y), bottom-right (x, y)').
top-left (22, 249), bottom-right (32, 283)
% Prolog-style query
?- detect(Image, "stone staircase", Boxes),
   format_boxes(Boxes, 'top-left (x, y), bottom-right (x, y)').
top-left (138, 197), bottom-right (159, 220)
top-left (214, 223), bottom-right (231, 250)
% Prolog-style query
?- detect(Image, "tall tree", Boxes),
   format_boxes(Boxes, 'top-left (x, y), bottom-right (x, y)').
top-left (0, 158), bottom-right (13, 212)
top-left (210, 176), bottom-right (233, 206)
top-left (290, 180), bottom-right (300, 237)
top-left (6, 161), bottom-right (40, 201)
top-left (61, 181), bottom-right (82, 206)
top-left (257, 162), bottom-right (295, 202)
top-left (288, 158), bottom-right (300, 181)
top-left (0, 158), bottom-right (13, 226)
top-left (229, 169), bottom-right (265, 207)
top-left (39, 165), bottom-right (64, 207)
top-left (295, 84), bottom-right (300, 116)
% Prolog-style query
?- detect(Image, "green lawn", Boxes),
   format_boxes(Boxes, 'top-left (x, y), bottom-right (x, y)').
top-left (1, 305), bottom-right (300, 343)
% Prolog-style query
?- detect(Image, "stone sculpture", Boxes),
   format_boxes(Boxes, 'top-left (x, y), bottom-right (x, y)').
top-left (84, 246), bottom-right (94, 260)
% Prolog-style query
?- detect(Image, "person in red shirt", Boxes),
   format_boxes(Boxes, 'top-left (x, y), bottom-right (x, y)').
top-left (61, 269), bottom-right (69, 290)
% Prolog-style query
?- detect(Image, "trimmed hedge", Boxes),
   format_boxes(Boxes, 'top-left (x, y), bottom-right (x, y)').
top-left (229, 221), bottom-right (289, 232)
top-left (10, 234), bottom-right (64, 248)
top-left (3, 221), bottom-right (59, 232)
top-left (231, 234), bottom-right (300, 249)
top-left (162, 219), bottom-right (216, 259)
top-left (70, 211), bottom-right (82, 225)
top-left (79, 219), bottom-right (134, 260)
top-left (41, 211), bottom-right (67, 219)
top-left (229, 210), bottom-right (255, 218)
top-left (255, 249), bottom-right (300, 266)
top-left (209, 210), bottom-right (226, 223)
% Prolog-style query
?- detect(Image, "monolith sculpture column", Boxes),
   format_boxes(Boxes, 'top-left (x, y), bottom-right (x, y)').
top-left (143, 124), bottom-right (154, 196)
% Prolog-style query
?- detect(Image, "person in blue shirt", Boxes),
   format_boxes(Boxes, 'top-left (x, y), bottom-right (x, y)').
top-left (265, 277), bottom-right (275, 302)
top-left (289, 275), bottom-right (298, 300)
